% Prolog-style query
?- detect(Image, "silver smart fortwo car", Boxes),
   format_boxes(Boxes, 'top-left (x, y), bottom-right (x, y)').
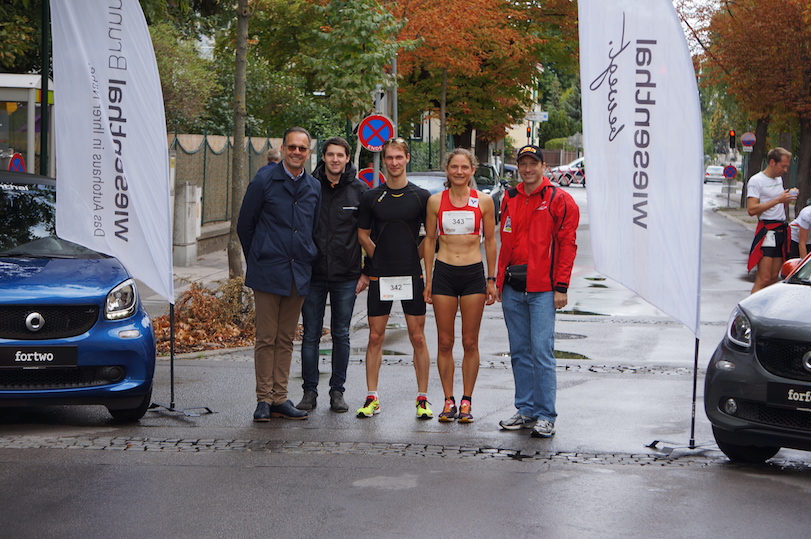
top-left (705, 254), bottom-right (811, 463)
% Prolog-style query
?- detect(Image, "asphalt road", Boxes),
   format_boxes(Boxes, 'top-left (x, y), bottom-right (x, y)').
top-left (2, 182), bottom-right (810, 538)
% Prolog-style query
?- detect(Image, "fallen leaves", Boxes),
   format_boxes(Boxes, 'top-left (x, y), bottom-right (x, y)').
top-left (153, 278), bottom-right (256, 355)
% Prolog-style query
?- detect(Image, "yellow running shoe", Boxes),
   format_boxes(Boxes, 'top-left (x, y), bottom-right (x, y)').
top-left (416, 396), bottom-right (433, 420)
top-left (356, 396), bottom-right (380, 418)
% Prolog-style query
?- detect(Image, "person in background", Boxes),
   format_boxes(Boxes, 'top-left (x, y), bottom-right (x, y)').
top-left (788, 198), bottom-right (811, 259)
top-left (296, 137), bottom-right (369, 413)
top-left (747, 147), bottom-right (796, 293)
top-left (237, 127), bottom-right (320, 422)
top-left (422, 148), bottom-right (497, 423)
top-left (257, 147), bottom-right (281, 175)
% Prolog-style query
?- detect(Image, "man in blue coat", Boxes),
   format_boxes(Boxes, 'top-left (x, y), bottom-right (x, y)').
top-left (237, 127), bottom-right (321, 421)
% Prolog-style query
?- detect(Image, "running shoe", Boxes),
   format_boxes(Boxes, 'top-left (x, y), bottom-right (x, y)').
top-left (457, 399), bottom-right (474, 423)
top-left (530, 420), bottom-right (556, 438)
top-left (416, 396), bottom-right (433, 419)
top-left (356, 396), bottom-right (380, 418)
top-left (438, 399), bottom-right (458, 422)
top-left (499, 412), bottom-right (536, 430)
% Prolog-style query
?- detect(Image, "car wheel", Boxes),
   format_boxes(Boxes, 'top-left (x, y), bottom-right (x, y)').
top-left (108, 389), bottom-right (152, 422)
top-left (559, 174), bottom-right (571, 187)
top-left (713, 427), bottom-right (780, 463)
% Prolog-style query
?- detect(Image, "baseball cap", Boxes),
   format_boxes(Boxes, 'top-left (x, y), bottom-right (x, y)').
top-left (517, 145), bottom-right (544, 162)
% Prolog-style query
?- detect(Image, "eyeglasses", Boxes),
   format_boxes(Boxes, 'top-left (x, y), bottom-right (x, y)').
top-left (384, 137), bottom-right (407, 144)
top-left (286, 145), bottom-right (309, 153)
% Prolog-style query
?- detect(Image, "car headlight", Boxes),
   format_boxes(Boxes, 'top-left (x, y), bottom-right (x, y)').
top-left (106, 279), bottom-right (138, 320)
top-left (727, 306), bottom-right (752, 348)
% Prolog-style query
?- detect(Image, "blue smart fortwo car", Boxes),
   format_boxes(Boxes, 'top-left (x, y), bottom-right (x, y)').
top-left (0, 171), bottom-right (155, 421)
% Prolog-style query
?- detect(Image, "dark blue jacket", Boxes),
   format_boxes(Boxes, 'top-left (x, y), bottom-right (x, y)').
top-left (237, 163), bottom-right (321, 296)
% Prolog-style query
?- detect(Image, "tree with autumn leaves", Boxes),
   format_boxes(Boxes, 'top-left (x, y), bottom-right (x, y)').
top-left (220, 0), bottom-right (578, 168)
top-left (683, 0), bottom-right (811, 214)
top-left (392, 0), bottom-right (578, 165)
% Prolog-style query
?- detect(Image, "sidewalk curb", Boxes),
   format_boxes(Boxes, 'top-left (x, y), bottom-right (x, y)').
top-left (714, 207), bottom-right (756, 231)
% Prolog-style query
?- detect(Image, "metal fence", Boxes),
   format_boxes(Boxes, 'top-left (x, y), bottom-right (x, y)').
top-left (169, 133), bottom-right (280, 226)
top-left (169, 133), bottom-right (582, 226)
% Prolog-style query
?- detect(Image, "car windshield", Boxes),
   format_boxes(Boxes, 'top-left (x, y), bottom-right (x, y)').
top-left (0, 181), bottom-right (56, 251)
top-left (566, 158), bottom-right (583, 169)
top-left (474, 165), bottom-right (496, 187)
top-left (0, 180), bottom-right (102, 258)
top-left (409, 175), bottom-right (447, 194)
top-left (707, 166), bottom-right (724, 173)
top-left (790, 257), bottom-right (811, 283)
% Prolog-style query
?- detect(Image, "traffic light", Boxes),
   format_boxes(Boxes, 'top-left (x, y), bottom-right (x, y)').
top-left (526, 126), bottom-right (531, 141)
top-left (729, 130), bottom-right (736, 147)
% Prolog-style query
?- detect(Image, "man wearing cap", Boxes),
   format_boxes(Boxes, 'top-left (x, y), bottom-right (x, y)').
top-left (495, 145), bottom-right (579, 438)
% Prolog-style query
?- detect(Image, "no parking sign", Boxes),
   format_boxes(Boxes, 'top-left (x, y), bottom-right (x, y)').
top-left (7, 153), bottom-right (26, 172)
top-left (358, 114), bottom-right (395, 152)
top-left (358, 168), bottom-right (386, 188)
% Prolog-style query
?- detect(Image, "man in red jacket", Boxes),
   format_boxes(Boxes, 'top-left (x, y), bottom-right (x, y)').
top-left (496, 145), bottom-right (580, 438)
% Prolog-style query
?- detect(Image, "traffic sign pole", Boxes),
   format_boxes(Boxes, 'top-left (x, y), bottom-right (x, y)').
top-left (358, 105), bottom-right (396, 188)
top-left (374, 85), bottom-right (381, 187)
top-left (723, 164), bottom-right (738, 207)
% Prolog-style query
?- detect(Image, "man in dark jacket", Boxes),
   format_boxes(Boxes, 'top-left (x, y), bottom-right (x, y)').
top-left (237, 127), bottom-right (321, 422)
top-left (296, 137), bottom-right (369, 413)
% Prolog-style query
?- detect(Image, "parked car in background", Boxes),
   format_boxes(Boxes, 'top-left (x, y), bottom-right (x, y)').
top-left (474, 163), bottom-right (507, 222)
top-left (503, 163), bottom-right (517, 180)
top-left (0, 171), bottom-right (156, 421)
top-left (407, 171), bottom-right (447, 195)
top-left (705, 253), bottom-right (811, 463)
top-left (549, 157), bottom-right (585, 187)
top-left (704, 165), bottom-right (726, 183)
top-left (408, 165), bottom-right (506, 222)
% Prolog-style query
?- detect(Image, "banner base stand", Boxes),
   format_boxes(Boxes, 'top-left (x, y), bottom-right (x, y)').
top-left (148, 402), bottom-right (216, 418)
top-left (146, 305), bottom-right (217, 417)
top-left (646, 439), bottom-right (716, 456)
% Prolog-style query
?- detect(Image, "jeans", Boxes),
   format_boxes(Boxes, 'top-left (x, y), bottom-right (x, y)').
top-left (500, 285), bottom-right (557, 423)
top-left (301, 278), bottom-right (358, 394)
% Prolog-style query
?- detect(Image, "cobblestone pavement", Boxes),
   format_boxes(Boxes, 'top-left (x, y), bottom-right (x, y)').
top-left (3, 434), bottom-right (811, 472)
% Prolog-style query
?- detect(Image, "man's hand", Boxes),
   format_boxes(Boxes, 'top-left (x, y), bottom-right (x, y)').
top-left (355, 274), bottom-right (370, 295)
top-left (554, 291), bottom-right (568, 310)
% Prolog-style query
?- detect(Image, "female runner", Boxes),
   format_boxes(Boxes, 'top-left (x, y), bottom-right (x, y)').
top-left (423, 148), bottom-right (497, 422)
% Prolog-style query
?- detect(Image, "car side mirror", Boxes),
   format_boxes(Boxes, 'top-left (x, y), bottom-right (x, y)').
top-left (780, 258), bottom-right (801, 279)
top-left (499, 179), bottom-right (509, 187)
